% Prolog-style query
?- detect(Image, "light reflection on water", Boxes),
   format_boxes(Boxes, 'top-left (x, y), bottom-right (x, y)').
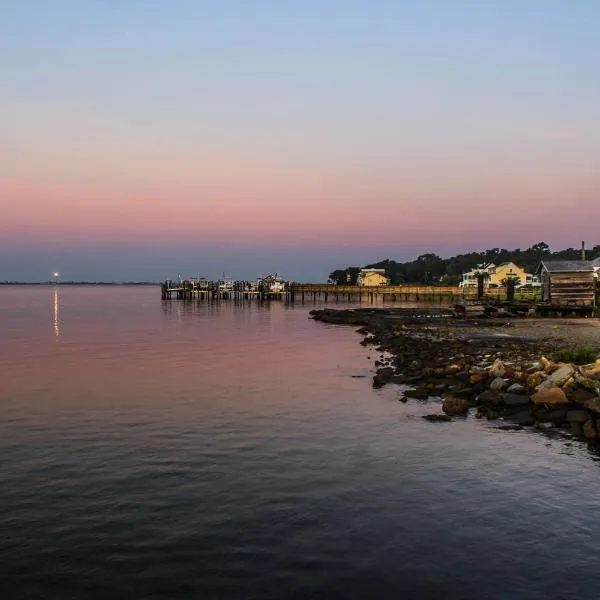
top-left (1, 286), bottom-right (600, 599)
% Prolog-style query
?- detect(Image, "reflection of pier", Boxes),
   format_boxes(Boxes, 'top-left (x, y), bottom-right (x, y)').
top-left (161, 282), bottom-right (539, 303)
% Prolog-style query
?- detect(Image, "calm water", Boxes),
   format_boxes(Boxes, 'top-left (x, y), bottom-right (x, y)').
top-left (1, 286), bottom-right (600, 599)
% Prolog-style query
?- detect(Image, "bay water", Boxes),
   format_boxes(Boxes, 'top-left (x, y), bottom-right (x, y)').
top-left (1, 286), bottom-right (599, 599)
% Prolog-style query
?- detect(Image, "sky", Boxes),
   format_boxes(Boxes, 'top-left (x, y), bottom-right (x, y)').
top-left (1, 0), bottom-right (600, 281)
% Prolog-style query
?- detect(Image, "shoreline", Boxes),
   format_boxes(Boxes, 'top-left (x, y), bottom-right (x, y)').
top-left (311, 307), bottom-right (600, 439)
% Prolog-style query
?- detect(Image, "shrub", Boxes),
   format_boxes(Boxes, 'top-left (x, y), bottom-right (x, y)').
top-left (552, 346), bottom-right (598, 365)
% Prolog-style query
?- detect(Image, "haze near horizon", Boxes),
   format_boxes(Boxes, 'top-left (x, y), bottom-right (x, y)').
top-left (2, 0), bottom-right (600, 281)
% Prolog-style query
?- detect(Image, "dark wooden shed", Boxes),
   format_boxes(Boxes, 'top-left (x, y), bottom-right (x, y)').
top-left (535, 260), bottom-right (595, 313)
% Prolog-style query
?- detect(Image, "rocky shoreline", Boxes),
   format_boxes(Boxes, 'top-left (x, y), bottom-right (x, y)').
top-left (311, 307), bottom-right (600, 440)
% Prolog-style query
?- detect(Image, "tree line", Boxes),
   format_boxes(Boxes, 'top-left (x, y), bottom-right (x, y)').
top-left (328, 242), bottom-right (600, 285)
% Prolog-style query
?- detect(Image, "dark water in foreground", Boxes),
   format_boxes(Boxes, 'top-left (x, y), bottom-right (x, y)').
top-left (1, 286), bottom-right (600, 599)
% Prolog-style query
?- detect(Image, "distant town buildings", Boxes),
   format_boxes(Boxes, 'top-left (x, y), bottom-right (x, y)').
top-left (356, 269), bottom-right (390, 286)
top-left (459, 262), bottom-right (539, 288)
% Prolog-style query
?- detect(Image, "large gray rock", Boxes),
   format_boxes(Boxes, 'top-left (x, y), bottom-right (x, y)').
top-left (549, 365), bottom-right (575, 386)
top-left (506, 382), bottom-right (527, 395)
top-left (535, 379), bottom-right (559, 393)
top-left (490, 377), bottom-right (508, 391)
top-left (501, 393), bottom-right (531, 406)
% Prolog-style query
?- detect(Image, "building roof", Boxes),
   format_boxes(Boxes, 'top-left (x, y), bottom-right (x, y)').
top-left (590, 257), bottom-right (600, 267)
top-left (536, 260), bottom-right (594, 273)
top-left (360, 268), bottom-right (387, 274)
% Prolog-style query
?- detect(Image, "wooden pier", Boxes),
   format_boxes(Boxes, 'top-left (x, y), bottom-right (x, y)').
top-left (161, 281), bottom-right (542, 304)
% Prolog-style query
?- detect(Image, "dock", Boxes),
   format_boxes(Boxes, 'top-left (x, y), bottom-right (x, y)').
top-left (161, 280), bottom-right (542, 304)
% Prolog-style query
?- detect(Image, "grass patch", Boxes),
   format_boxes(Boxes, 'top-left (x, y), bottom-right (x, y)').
top-left (552, 346), bottom-right (598, 365)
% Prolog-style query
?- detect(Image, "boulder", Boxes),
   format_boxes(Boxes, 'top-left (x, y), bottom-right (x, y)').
top-left (567, 388), bottom-right (597, 404)
top-left (506, 383), bottom-right (527, 395)
top-left (422, 414), bottom-right (452, 422)
top-left (549, 364), bottom-right (575, 386)
top-left (476, 389), bottom-right (502, 406)
top-left (469, 372), bottom-right (487, 384)
top-left (531, 387), bottom-right (569, 406)
top-left (452, 387), bottom-right (476, 400)
top-left (583, 397), bottom-right (600, 414)
top-left (527, 371), bottom-right (547, 389)
top-left (489, 359), bottom-right (506, 378)
top-left (404, 387), bottom-right (429, 399)
top-left (574, 373), bottom-right (600, 394)
top-left (373, 367), bottom-right (395, 388)
top-left (445, 364), bottom-right (462, 375)
top-left (442, 396), bottom-right (469, 416)
top-left (501, 393), bottom-right (531, 406)
top-left (583, 420), bottom-right (598, 440)
top-left (566, 409), bottom-right (589, 424)
top-left (540, 356), bottom-right (558, 373)
top-left (533, 407), bottom-right (568, 424)
top-left (490, 377), bottom-right (508, 391)
top-left (505, 410), bottom-right (535, 427)
top-left (535, 379), bottom-right (558, 393)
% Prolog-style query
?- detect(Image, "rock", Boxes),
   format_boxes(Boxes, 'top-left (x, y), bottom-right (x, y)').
top-left (527, 371), bottom-right (547, 389)
top-left (404, 387), bottom-right (429, 399)
top-left (574, 373), bottom-right (600, 394)
top-left (506, 383), bottom-right (527, 395)
top-left (533, 407), bottom-right (568, 424)
top-left (476, 390), bottom-right (502, 405)
top-left (373, 368), bottom-right (395, 388)
top-left (535, 379), bottom-right (558, 393)
top-left (469, 372), bottom-right (487, 384)
top-left (583, 420), bottom-right (598, 440)
top-left (408, 359), bottom-right (422, 370)
top-left (505, 410), bottom-right (535, 426)
top-left (442, 396), bottom-right (469, 416)
top-left (567, 388), bottom-right (597, 404)
top-left (452, 387), bottom-right (475, 400)
top-left (501, 393), bottom-right (531, 406)
top-left (398, 396), bottom-right (409, 403)
top-left (570, 422), bottom-right (583, 436)
top-left (444, 364), bottom-right (462, 375)
top-left (549, 364), bottom-right (575, 386)
top-left (490, 377), bottom-right (508, 391)
top-left (536, 422), bottom-right (555, 430)
top-left (429, 383), bottom-right (449, 395)
top-left (566, 409), bottom-right (589, 424)
top-left (422, 414), bottom-right (452, 422)
top-left (583, 397), bottom-right (600, 414)
top-left (489, 359), bottom-right (506, 378)
top-left (531, 387), bottom-right (569, 406)
top-left (497, 424), bottom-right (524, 431)
top-left (540, 356), bottom-right (558, 373)
top-left (528, 361), bottom-right (543, 373)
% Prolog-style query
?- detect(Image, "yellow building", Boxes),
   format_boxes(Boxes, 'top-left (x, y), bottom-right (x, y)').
top-left (487, 262), bottom-right (527, 286)
top-left (357, 269), bottom-right (390, 286)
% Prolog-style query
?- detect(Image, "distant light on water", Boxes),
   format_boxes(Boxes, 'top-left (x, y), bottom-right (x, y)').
top-left (53, 288), bottom-right (60, 337)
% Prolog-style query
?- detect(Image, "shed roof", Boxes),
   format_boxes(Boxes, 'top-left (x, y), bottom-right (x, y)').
top-left (536, 260), bottom-right (594, 273)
